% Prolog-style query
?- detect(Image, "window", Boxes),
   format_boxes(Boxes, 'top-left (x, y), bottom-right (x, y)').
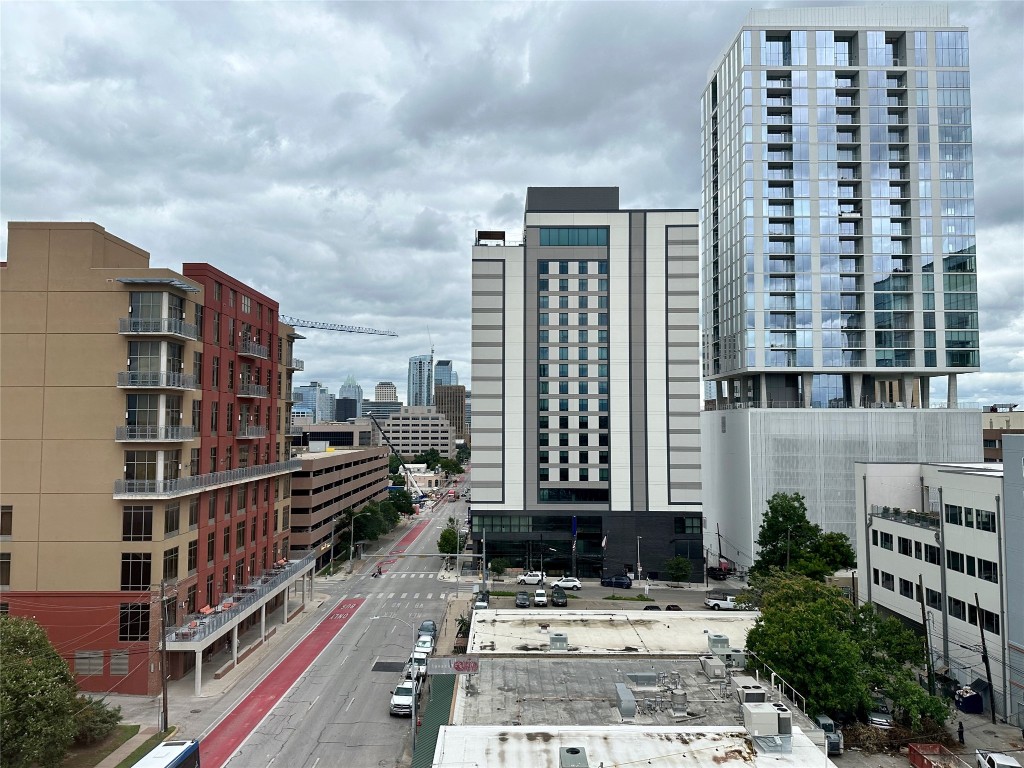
top-left (164, 502), bottom-right (180, 536)
top-left (75, 650), bottom-right (104, 676)
top-left (675, 517), bottom-right (703, 535)
top-left (925, 588), bottom-right (942, 609)
top-left (119, 603), bottom-right (150, 642)
top-left (899, 578), bottom-right (914, 598)
top-left (207, 531), bottom-right (216, 564)
top-left (981, 608), bottom-right (1000, 635)
top-left (163, 547), bottom-right (179, 581)
top-left (538, 228), bottom-right (608, 246)
top-left (977, 558), bottom-right (998, 583)
top-left (944, 504), bottom-right (962, 525)
top-left (212, 356), bottom-right (220, 387)
top-left (880, 571), bottom-right (895, 591)
top-left (188, 497), bottom-right (199, 529)
top-left (187, 540), bottom-right (198, 572)
top-left (948, 596), bottom-right (967, 621)
top-left (579, 468), bottom-right (589, 481)
top-left (122, 506), bottom-right (153, 541)
top-left (559, 468), bottom-right (569, 482)
top-left (110, 650), bottom-right (129, 676)
top-left (924, 543), bottom-right (940, 565)
top-left (914, 541), bottom-right (922, 559)
top-left (242, 295), bottom-right (251, 314)
top-left (897, 536), bottom-right (912, 556)
top-left (120, 553), bottom-right (151, 590)
top-left (0, 505), bottom-right (11, 537)
top-left (222, 527), bottom-right (230, 556)
top-left (976, 508), bottom-right (997, 532)
top-left (0, 553), bottom-right (9, 588)
top-left (539, 467), bottom-right (549, 481)
top-left (946, 550), bottom-right (965, 572)
top-left (236, 521), bottom-right (245, 550)
top-left (559, 451), bottom-right (569, 464)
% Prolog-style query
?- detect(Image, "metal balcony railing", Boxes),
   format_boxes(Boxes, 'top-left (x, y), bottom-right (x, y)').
top-left (286, 426), bottom-right (304, 436)
top-left (117, 371), bottom-right (198, 390)
top-left (235, 425), bottom-right (268, 439)
top-left (113, 459), bottom-right (302, 498)
top-left (119, 317), bottom-right (199, 340)
top-left (239, 340), bottom-right (269, 359)
top-left (283, 356), bottom-right (304, 371)
top-left (115, 425), bottom-right (195, 442)
top-left (238, 383), bottom-right (269, 398)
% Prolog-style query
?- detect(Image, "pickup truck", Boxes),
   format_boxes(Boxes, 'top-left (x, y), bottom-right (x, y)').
top-left (389, 678), bottom-right (420, 717)
top-left (704, 593), bottom-right (737, 610)
top-left (977, 750), bottom-right (1023, 768)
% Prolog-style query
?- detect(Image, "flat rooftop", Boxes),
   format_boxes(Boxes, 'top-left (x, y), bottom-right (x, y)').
top-left (432, 725), bottom-right (836, 768)
top-left (467, 609), bottom-right (758, 655)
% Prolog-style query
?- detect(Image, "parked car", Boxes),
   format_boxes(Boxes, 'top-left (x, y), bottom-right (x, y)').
top-left (867, 697), bottom-right (895, 729)
top-left (407, 651), bottom-right (428, 679)
top-left (415, 635), bottom-right (434, 654)
top-left (389, 679), bottom-right (420, 716)
top-left (517, 571), bottom-right (546, 585)
top-left (642, 605), bottom-right (662, 611)
top-left (550, 588), bottom-right (568, 607)
top-left (704, 593), bottom-right (737, 610)
top-left (549, 576), bottom-right (583, 591)
top-left (515, 591), bottom-right (531, 608)
top-left (665, 604), bottom-right (682, 611)
top-left (814, 714), bottom-right (843, 755)
top-left (600, 574), bottom-right (633, 589)
top-left (473, 592), bottom-right (490, 610)
top-left (534, 589), bottom-right (548, 606)
top-left (707, 567), bottom-right (730, 581)
top-left (418, 619), bottom-right (438, 641)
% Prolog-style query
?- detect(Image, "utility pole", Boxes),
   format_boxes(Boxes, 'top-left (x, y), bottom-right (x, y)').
top-left (159, 581), bottom-right (169, 733)
top-left (918, 574), bottom-right (936, 695)
top-left (974, 592), bottom-right (997, 724)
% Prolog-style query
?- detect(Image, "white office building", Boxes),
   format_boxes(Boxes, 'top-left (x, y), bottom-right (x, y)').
top-left (470, 187), bottom-right (702, 579)
top-left (700, 5), bottom-right (981, 564)
top-left (855, 456), bottom-right (1021, 722)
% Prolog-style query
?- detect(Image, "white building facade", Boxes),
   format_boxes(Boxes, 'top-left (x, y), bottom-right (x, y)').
top-left (470, 187), bottom-right (702, 579)
top-left (855, 460), bottom-right (1017, 721)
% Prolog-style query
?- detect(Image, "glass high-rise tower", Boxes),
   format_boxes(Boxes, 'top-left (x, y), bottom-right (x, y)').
top-left (407, 354), bottom-right (433, 406)
top-left (701, 5), bottom-right (978, 409)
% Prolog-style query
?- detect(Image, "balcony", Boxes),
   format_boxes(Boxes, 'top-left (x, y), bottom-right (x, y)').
top-left (286, 425), bottom-right (304, 436)
top-left (291, 357), bottom-right (304, 371)
top-left (765, 96), bottom-right (792, 107)
top-left (767, 260), bottom-right (795, 274)
top-left (767, 224), bottom-right (795, 237)
top-left (113, 459), bottom-right (303, 499)
top-left (117, 371), bottom-right (198, 390)
top-left (239, 340), bottom-right (269, 359)
top-left (235, 425), bottom-right (268, 439)
top-left (238, 383), bottom-right (269, 398)
top-left (115, 425), bottom-right (195, 442)
top-left (119, 317), bottom-right (199, 341)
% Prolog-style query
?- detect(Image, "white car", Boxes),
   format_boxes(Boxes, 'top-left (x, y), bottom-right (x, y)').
top-left (517, 571), bottom-right (546, 585)
top-left (534, 589), bottom-right (548, 606)
top-left (415, 635), bottom-right (434, 654)
top-left (550, 577), bottom-right (582, 591)
top-left (389, 679), bottom-right (419, 716)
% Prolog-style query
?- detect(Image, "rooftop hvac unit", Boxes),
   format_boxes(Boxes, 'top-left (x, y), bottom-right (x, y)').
top-left (743, 702), bottom-right (782, 735)
top-left (719, 648), bottom-right (746, 668)
top-left (549, 632), bottom-right (568, 651)
top-left (700, 655), bottom-right (726, 679)
top-left (559, 746), bottom-right (591, 768)
top-left (733, 676), bottom-right (766, 704)
top-left (707, 633), bottom-right (731, 653)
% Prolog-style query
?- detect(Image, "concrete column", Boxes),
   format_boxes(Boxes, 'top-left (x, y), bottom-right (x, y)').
top-left (260, 604), bottom-right (266, 639)
top-left (921, 377), bottom-right (931, 407)
top-left (947, 373), bottom-right (958, 408)
top-left (283, 585), bottom-right (289, 624)
top-left (231, 625), bottom-right (238, 666)
top-left (194, 650), bottom-right (203, 696)
top-left (851, 373), bottom-right (863, 408)
top-left (901, 374), bottom-right (913, 408)
top-left (801, 372), bottom-right (813, 408)
top-left (759, 373), bottom-right (768, 408)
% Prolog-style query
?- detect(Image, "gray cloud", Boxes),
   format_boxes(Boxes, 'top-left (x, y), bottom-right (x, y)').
top-left (1, 0), bottom-right (1021, 406)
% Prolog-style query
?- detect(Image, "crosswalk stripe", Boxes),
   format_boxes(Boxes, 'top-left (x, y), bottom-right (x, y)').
top-left (401, 593), bottom-right (408, 598)
top-left (388, 592), bottom-right (396, 598)
top-left (426, 593), bottom-right (432, 599)
top-left (414, 593), bottom-right (420, 599)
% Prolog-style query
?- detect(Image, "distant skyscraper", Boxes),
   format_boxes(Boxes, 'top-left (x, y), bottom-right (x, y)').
top-left (434, 359), bottom-right (456, 387)
top-left (338, 375), bottom-right (363, 417)
top-left (294, 380), bottom-right (332, 423)
top-left (407, 354), bottom-right (433, 406)
top-left (375, 381), bottom-right (398, 402)
top-left (434, 384), bottom-right (467, 440)
top-left (700, 5), bottom-right (981, 564)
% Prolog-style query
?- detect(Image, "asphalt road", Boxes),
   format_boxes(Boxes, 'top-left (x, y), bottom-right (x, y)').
top-left (216, 492), bottom-right (467, 768)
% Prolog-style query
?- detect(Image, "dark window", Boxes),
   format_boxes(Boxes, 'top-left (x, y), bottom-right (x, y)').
top-left (0, 554), bottom-right (9, 587)
top-left (881, 571), bottom-right (895, 591)
top-left (899, 578), bottom-right (914, 598)
top-left (897, 536), bottom-right (912, 556)
top-left (120, 553), bottom-right (151, 590)
top-left (164, 502), bottom-right (180, 536)
top-left (163, 547), bottom-right (178, 581)
top-left (946, 550), bottom-right (965, 572)
top-left (924, 543), bottom-right (940, 565)
top-left (119, 603), bottom-right (150, 642)
top-left (925, 588), bottom-right (942, 609)
top-left (207, 532), bottom-right (215, 565)
top-left (948, 596), bottom-right (966, 620)
top-left (187, 540), bottom-right (198, 572)
top-left (0, 505), bottom-right (11, 536)
top-left (122, 506), bottom-right (153, 541)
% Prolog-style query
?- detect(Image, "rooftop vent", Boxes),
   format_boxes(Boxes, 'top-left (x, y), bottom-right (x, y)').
top-left (559, 746), bottom-right (590, 768)
top-left (549, 631), bottom-right (568, 651)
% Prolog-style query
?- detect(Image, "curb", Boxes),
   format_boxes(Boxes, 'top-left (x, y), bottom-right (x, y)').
top-left (95, 725), bottom-right (162, 768)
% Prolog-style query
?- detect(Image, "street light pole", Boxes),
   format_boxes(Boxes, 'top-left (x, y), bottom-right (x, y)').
top-left (636, 536), bottom-right (642, 580)
top-left (159, 580), bottom-right (170, 733)
top-left (348, 510), bottom-right (370, 574)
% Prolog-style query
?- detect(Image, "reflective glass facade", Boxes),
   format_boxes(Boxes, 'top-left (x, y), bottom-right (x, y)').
top-left (701, 7), bottom-right (978, 408)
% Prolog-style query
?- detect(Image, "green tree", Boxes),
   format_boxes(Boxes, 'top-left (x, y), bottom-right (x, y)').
top-left (74, 695), bottom-right (122, 745)
top-left (437, 528), bottom-right (459, 556)
top-left (664, 556), bottom-right (694, 583)
top-left (388, 454), bottom-right (402, 475)
top-left (489, 557), bottom-right (509, 577)
top-left (389, 488), bottom-right (414, 516)
top-left (752, 493), bottom-right (855, 579)
top-left (438, 458), bottom-right (464, 475)
top-left (0, 616), bottom-right (78, 767)
top-left (456, 444), bottom-right (471, 465)
top-left (413, 449), bottom-right (443, 470)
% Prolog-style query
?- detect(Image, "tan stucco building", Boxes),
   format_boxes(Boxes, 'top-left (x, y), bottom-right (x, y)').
top-left (0, 222), bottom-right (307, 695)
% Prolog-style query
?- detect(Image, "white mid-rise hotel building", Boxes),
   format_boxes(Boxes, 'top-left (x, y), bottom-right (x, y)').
top-left (470, 188), bottom-right (703, 579)
top-left (700, 5), bottom-right (982, 564)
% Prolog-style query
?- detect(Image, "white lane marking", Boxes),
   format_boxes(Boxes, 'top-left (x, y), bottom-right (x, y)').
top-left (387, 592), bottom-right (396, 598)
top-left (344, 696), bottom-right (356, 712)
top-left (413, 593), bottom-right (420, 599)
top-left (426, 594), bottom-right (432, 599)
top-left (308, 695), bottom-right (320, 711)
top-left (312, 758), bottom-right (321, 768)
top-left (400, 593), bottom-right (408, 598)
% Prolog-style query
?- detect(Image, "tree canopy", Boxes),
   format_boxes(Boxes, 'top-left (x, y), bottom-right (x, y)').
top-left (751, 492), bottom-right (856, 579)
top-left (438, 458), bottom-right (464, 475)
top-left (744, 571), bottom-right (948, 729)
top-left (0, 616), bottom-right (79, 767)
top-left (456, 443), bottom-right (471, 465)
top-left (412, 449), bottom-right (443, 470)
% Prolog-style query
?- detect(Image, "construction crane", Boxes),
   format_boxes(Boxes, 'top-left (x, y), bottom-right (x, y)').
top-left (366, 412), bottom-right (428, 501)
top-left (279, 315), bottom-right (398, 337)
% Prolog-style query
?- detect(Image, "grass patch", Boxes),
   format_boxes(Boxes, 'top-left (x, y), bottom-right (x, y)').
top-left (113, 728), bottom-right (175, 768)
top-left (61, 724), bottom-right (140, 768)
top-left (602, 594), bottom-right (655, 602)
top-left (488, 590), bottom-right (517, 597)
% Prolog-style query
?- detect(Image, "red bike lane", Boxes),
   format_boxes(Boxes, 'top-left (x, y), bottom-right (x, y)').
top-left (377, 519), bottom-right (431, 570)
top-left (202, 597), bottom-right (364, 768)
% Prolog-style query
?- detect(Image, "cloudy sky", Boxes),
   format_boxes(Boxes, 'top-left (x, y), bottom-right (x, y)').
top-left (2, 1), bottom-right (1021, 405)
